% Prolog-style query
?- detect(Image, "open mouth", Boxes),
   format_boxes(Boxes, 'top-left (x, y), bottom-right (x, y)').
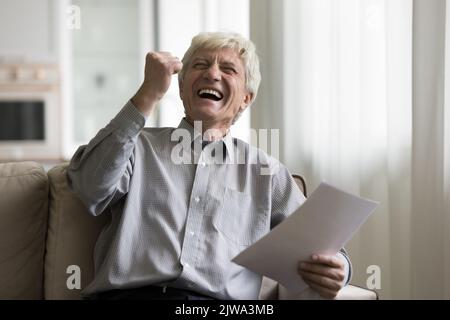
top-left (197, 88), bottom-right (223, 101)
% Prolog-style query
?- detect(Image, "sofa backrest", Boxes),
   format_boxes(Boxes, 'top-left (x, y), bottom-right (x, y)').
top-left (45, 164), bottom-right (108, 299)
top-left (0, 162), bottom-right (48, 299)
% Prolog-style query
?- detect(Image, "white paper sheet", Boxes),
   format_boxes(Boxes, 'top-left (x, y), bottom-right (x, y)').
top-left (232, 182), bottom-right (379, 293)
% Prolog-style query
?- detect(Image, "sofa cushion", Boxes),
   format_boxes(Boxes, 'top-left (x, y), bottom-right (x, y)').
top-left (45, 164), bottom-right (108, 300)
top-left (0, 161), bottom-right (48, 299)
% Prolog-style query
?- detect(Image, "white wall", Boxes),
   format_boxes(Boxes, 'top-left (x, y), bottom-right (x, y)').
top-left (0, 0), bottom-right (59, 63)
top-left (71, 0), bottom-right (141, 143)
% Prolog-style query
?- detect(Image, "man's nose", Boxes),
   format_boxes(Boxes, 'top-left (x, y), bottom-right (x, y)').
top-left (203, 64), bottom-right (221, 81)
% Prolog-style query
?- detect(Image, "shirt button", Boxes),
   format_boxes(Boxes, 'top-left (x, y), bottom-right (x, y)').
top-left (194, 196), bottom-right (200, 203)
top-left (185, 263), bottom-right (190, 268)
top-left (200, 162), bottom-right (206, 167)
top-left (189, 231), bottom-right (195, 236)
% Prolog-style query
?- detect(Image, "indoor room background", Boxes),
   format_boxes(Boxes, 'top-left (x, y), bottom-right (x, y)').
top-left (0, 0), bottom-right (449, 299)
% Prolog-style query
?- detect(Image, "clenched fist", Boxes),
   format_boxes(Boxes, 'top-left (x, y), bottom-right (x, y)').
top-left (132, 52), bottom-right (183, 117)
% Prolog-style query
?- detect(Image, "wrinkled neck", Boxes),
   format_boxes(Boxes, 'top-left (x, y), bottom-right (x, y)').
top-left (184, 116), bottom-right (230, 141)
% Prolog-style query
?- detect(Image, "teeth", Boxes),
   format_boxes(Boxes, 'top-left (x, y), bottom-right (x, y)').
top-left (198, 88), bottom-right (222, 99)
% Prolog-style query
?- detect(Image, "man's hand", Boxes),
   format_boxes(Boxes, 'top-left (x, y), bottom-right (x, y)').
top-left (132, 52), bottom-right (183, 117)
top-left (297, 254), bottom-right (346, 299)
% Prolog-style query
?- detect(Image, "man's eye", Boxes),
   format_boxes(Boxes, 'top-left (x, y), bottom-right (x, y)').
top-left (193, 63), bottom-right (208, 68)
top-left (223, 67), bottom-right (236, 74)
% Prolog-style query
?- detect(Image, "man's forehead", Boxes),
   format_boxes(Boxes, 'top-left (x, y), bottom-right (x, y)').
top-left (192, 47), bottom-right (242, 63)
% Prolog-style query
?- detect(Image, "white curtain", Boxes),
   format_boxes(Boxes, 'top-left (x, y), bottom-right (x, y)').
top-left (251, 0), bottom-right (450, 299)
top-left (412, 0), bottom-right (450, 299)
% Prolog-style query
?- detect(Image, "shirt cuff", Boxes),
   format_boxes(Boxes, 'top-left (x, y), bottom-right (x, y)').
top-left (337, 251), bottom-right (352, 286)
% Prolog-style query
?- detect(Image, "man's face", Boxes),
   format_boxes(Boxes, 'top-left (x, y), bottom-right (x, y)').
top-left (179, 47), bottom-right (253, 127)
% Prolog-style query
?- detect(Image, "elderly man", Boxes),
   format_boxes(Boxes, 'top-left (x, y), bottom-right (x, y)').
top-left (67, 32), bottom-right (351, 300)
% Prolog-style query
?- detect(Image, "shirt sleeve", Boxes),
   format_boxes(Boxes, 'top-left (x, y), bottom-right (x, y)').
top-left (337, 250), bottom-right (353, 285)
top-left (66, 100), bottom-right (147, 216)
top-left (270, 164), bottom-right (306, 229)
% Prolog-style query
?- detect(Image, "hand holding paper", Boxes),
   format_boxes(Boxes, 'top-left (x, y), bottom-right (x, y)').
top-left (232, 182), bottom-right (379, 293)
top-left (296, 253), bottom-right (347, 299)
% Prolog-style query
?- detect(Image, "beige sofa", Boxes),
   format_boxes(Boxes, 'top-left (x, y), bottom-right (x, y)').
top-left (0, 161), bottom-right (377, 300)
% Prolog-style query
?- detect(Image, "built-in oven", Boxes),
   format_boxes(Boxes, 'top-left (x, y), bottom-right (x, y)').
top-left (0, 64), bottom-right (61, 160)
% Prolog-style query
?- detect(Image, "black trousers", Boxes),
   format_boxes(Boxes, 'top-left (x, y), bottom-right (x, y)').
top-left (87, 285), bottom-right (216, 300)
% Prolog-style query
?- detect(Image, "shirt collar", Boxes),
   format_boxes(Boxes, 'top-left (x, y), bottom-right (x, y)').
top-left (175, 118), bottom-right (234, 160)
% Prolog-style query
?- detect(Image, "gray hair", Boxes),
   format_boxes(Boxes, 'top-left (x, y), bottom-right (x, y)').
top-left (178, 32), bottom-right (261, 105)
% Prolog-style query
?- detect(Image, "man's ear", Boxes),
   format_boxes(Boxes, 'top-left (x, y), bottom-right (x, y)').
top-left (240, 92), bottom-right (254, 111)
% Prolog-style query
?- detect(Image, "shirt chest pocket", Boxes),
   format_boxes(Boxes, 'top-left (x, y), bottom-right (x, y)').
top-left (212, 187), bottom-right (269, 246)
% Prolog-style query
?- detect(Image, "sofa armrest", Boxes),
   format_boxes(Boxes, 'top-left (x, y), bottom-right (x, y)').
top-left (261, 280), bottom-right (378, 300)
top-left (259, 276), bottom-right (279, 300)
top-left (335, 284), bottom-right (378, 300)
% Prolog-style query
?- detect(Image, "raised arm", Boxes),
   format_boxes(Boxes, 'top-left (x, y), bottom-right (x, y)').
top-left (67, 52), bottom-right (182, 216)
